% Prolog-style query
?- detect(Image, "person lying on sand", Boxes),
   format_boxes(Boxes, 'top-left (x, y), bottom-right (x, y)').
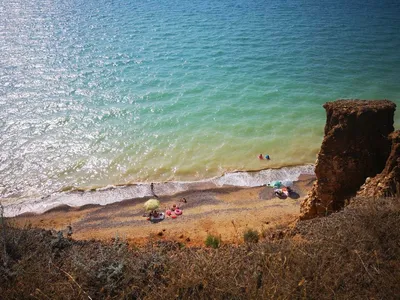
top-left (143, 210), bottom-right (160, 218)
top-left (274, 186), bottom-right (295, 198)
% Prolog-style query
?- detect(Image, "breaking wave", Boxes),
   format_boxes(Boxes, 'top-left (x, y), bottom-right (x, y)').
top-left (3, 164), bottom-right (314, 217)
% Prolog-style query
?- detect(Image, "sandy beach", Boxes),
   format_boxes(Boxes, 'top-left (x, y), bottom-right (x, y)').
top-left (11, 174), bottom-right (315, 246)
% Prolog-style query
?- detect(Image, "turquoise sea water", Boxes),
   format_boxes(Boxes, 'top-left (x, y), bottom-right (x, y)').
top-left (1, 0), bottom-right (400, 213)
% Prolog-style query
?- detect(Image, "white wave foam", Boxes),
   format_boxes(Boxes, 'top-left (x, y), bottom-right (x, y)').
top-left (2, 164), bottom-right (315, 217)
top-left (213, 165), bottom-right (315, 187)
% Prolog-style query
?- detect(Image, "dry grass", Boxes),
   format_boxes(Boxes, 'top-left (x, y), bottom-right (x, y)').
top-left (1, 196), bottom-right (400, 299)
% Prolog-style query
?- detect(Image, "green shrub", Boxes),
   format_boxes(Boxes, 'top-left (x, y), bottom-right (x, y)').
top-left (243, 228), bottom-right (259, 243)
top-left (204, 234), bottom-right (221, 249)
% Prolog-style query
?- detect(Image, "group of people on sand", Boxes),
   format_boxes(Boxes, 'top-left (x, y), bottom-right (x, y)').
top-left (267, 181), bottom-right (296, 199)
top-left (145, 197), bottom-right (187, 222)
top-left (274, 186), bottom-right (293, 198)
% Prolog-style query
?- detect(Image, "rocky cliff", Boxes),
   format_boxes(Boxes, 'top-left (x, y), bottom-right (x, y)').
top-left (300, 99), bottom-right (396, 220)
top-left (358, 130), bottom-right (400, 198)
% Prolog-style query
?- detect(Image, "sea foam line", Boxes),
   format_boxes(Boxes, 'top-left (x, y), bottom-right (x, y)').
top-left (2, 164), bottom-right (315, 217)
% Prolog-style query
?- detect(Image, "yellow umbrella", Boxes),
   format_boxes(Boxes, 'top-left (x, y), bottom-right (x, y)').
top-left (144, 199), bottom-right (160, 211)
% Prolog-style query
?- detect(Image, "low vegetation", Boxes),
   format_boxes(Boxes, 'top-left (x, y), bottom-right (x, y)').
top-left (204, 233), bottom-right (221, 249)
top-left (1, 196), bottom-right (400, 299)
top-left (243, 228), bottom-right (259, 243)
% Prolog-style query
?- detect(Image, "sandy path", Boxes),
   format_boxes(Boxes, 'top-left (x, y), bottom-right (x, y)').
top-left (12, 175), bottom-right (315, 246)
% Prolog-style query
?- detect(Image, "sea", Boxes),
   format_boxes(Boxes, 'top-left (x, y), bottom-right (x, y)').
top-left (1, 0), bottom-right (400, 216)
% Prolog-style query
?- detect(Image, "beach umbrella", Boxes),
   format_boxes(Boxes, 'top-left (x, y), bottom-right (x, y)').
top-left (268, 181), bottom-right (282, 188)
top-left (144, 199), bottom-right (160, 211)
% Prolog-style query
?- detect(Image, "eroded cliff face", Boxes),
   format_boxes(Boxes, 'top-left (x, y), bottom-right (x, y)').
top-left (358, 130), bottom-right (400, 198)
top-left (300, 100), bottom-right (396, 220)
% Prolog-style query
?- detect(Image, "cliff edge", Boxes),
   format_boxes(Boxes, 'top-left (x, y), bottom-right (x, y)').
top-left (300, 99), bottom-right (396, 220)
top-left (358, 130), bottom-right (400, 198)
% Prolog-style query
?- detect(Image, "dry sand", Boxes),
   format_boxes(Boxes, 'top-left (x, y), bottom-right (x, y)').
top-left (11, 174), bottom-right (315, 246)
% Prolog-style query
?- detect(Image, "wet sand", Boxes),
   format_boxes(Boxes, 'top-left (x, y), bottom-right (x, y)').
top-left (11, 174), bottom-right (315, 246)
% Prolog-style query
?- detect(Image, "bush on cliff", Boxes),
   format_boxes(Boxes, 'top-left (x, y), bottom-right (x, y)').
top-left (205, 234), bottom-right (221, 249)
top-left (1, 196), bottom-right (400, 299)
top-left (243, 228), bottom-right (259, 243)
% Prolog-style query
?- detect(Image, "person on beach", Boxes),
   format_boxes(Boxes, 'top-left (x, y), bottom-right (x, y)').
top-left (258, 154), bottom-right (264, 159)
top-left (150, 183), bottom-right (158, 198)
top-left (274, 189), bottom-right (285, 198)
top-left (265, 154), bottom-right (270, 160)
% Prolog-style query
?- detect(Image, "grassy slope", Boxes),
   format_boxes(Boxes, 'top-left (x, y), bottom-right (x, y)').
top-left (1, 196), bottom-right (399, 299)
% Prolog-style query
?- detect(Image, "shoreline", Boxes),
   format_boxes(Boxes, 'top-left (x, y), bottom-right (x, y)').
top-left (10, 173), bottom-right (316, 246)
top-left (2, 164), bottom-right (315, 218)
